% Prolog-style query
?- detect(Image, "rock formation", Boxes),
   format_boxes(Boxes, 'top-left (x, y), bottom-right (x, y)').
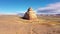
top-left (23, 7), bottom-right (38, 20)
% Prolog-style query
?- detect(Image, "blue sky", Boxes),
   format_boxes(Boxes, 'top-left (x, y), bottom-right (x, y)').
top-left (0, 0), bottom-right (60, 14)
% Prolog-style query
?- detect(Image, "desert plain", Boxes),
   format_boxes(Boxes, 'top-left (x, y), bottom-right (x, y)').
top-left (0, 15), bottom-right (60, 34)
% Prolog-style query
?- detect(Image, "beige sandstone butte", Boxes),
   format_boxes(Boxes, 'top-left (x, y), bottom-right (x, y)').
top-left (23, 7), bottom-right (38, 20)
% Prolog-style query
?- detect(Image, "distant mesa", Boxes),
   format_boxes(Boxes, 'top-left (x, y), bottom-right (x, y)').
top-left (23, 7), bottom-right (38, 20)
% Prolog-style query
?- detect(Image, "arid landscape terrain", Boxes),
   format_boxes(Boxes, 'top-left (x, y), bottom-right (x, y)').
top-left (0, 0), bottom-right (60, 34)
top-left (0, 15), bottom-right (60, 34)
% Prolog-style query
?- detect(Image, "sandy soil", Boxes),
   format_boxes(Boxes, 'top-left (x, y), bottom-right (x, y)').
top-left (0, 15), bottom-right (60, 34)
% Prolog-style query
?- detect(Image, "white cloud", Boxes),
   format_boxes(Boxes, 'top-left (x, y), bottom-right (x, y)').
top-left (37, 2), bottom-right (60, 14)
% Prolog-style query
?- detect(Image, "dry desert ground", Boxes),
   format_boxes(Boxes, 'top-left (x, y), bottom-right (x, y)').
top-left (0, 15), bottom-right (60, 34)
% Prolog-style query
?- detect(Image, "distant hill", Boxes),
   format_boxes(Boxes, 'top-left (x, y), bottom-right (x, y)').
top-left (37, 14), bottom-right (60, 17)
top-left (17, 13), bottom-right (24, 17)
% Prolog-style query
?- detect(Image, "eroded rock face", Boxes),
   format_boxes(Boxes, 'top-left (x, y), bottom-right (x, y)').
top-left (23, 7), bottom-right (38, 20)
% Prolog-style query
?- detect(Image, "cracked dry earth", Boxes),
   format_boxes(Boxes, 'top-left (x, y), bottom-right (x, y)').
top-left (0, 15), bottom-right (60, 34)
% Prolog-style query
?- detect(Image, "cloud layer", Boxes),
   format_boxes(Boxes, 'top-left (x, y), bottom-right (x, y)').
top-left (37, 2), bottom-right (60, 14)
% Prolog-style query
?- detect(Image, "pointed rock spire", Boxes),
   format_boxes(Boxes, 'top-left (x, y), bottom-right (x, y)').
top-left (23, 7), bottom-right (38, 20)
top-left (28, 7), bottom-right (32, 11)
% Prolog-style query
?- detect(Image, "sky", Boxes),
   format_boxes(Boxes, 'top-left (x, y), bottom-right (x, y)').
top-left (0, 0), bottom-right (60, 14)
